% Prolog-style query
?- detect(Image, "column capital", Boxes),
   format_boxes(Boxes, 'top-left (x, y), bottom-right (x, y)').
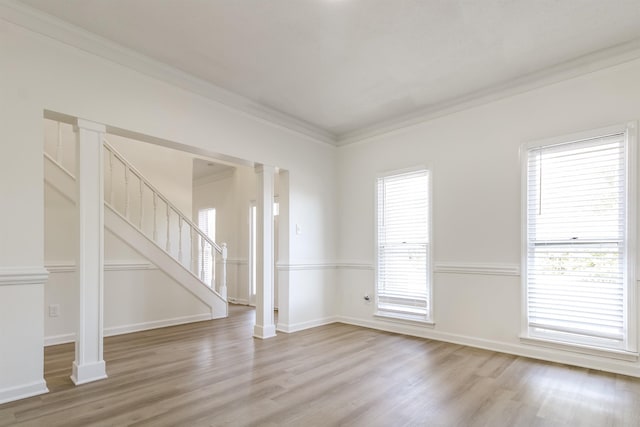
top-left (75, 118), bottom-right (106, 134)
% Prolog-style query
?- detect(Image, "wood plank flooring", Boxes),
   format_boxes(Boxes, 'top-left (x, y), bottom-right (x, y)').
top-left (2, 305), bottom-right (640, 426)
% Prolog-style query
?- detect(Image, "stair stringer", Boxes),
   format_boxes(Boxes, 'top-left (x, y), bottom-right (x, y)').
top-left (105, 205), bottom-right (227, 319)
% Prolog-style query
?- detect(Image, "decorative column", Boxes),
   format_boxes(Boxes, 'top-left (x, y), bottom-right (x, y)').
top-left (253, 164), bottom-right (276, 339)
top-left (71, 119), bottom-right (108, 385)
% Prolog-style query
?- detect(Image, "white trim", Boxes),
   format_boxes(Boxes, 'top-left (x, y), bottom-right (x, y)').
top-left (228, 298), bottom-right (250, 305)
top-left (336, 261), bottom-right (375, 271)
top-left (520, 336), bottom-right (638, 362)
top-left (71, 361), bottom-right (107, 385)
top-left (275, 261), bottom-right (521, 276)
top-left (44, 313), bottom-right (214, 347)
top-left (0, 380), bottom-right (48, 405)
top-left (335, 316), bottom-right (640, 378)
top-left (524, 122), bottom-right (633, 150)
top-left (0, 266), bottom-right (49, 286)
top-left (0, 0), bottom-right (335, 147)
top-left (45, 260), bottom-right (156, 274)
top-left (253, 324), bottom-right (277, 339)
top-left (434, 262), bottom-right (520, 277)
top-left (277, 262), bottom-right (337, 271)
top-left (338, 39), bottom-right (640, 146)
top-left (276, 316), bottom-right (337, 333)
top-left (44, 333), bottom-right (76, 347)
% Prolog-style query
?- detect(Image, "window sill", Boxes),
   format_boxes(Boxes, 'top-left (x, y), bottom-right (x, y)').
top-left (374, 312), bottom-right (435, 328)
top-left (520, 336), bottom-right (639, 362)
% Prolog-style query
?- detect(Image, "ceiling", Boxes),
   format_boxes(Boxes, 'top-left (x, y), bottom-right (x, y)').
top-left (15, 0), bottom-right (640, 144)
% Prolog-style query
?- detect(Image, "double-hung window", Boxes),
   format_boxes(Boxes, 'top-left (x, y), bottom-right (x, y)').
top-left (523, 123), bottom-right (637, 354)
top-left (376, 169), bottom-right (432, 323)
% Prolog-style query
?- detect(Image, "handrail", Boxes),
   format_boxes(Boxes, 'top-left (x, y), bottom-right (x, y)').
top-left (101, 138), bottom-right (227, 297)
top-left (103, 139), bottom-right (222, 253)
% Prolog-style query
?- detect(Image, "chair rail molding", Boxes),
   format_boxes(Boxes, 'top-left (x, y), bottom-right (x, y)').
top-left (0, 266), bottom-right (49, 286)
top-left (45, 261), bottom-right (156, 273)
top-left (434, 262), bottom-right (520, 277)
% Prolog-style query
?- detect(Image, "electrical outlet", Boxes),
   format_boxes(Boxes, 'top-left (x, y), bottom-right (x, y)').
top-left (49, 304), bottom-right (60, 317)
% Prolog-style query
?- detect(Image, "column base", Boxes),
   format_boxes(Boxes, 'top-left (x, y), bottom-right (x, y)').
top-left (71, 360), bottom-right (108, 385)
top-left (253, 324), bottom-right (277, 339)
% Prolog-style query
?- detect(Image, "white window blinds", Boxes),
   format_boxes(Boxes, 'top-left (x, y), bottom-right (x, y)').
top-left (376, 169), bottom-right (431, 321)
top-left (525, 132), bottom-right (630, 349)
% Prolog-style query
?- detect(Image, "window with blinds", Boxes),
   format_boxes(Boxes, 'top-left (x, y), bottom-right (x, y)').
top-left (524, 125), bottom-right (636, 352)
top-left (376, 169), bottom-right (431, 322)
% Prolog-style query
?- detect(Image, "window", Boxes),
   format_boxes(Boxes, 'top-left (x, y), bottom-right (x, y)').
top-left (376, 169), bottom-right (432, 322)
top-left (523, 123), bottom-right (636, 354)
top-left (198, 208), bottom-right (216, 287)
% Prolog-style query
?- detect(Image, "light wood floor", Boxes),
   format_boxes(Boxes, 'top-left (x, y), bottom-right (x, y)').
top-left (2, 305), bottom-right (640, 427)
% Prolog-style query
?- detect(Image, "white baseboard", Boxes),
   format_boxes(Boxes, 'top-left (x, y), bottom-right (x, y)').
top-left (335, 315), bottom-right (640, 378)
top-left (44, 313), bottom-right (213, 346)
top-left (44, 333), bottom-right (76, 346)
top-left (104, 313), bottom-right (213, 337)
top-left (277, 316), bottom-right (337, 333)
top-left (0, 379), bottom-right (48, 405)
top-left (228, 298), bottom-right (249, 305)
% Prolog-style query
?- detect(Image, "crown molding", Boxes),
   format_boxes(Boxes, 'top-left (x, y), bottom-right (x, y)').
top-left (4, 1), bottom-right (640, 149)
top-left (337, 38), bottom-right (640, 146)
top-left (0, 0), bottom-right (337, 147)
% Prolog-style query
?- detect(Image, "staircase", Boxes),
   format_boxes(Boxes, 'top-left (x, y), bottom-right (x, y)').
top-left (43, 125), bottom-right (228, 319)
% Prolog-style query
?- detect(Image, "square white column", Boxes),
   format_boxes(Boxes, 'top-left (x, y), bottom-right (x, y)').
top-left (71, 119), bottom-right (108, 385)
top-left (253, 164), bottom-right (276, 339)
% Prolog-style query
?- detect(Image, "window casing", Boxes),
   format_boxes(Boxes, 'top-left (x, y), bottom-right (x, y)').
top-left (376, 168), bottom-right (432, 323)
top-left (522, 123), bottom-right (637, 354)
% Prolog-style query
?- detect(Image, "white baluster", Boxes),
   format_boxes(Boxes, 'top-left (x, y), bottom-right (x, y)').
top-left (109, 150), bottom-right (114, 205)
top-left (124, 167), bottom-right (130, 218)
top-left (200, 236), bottom-right (205, 282)
top-left (139, 179), bottom-right (144, 229)
top-left (56, 121), bottom-right (63, 165)
top-left (152, 193), bottom-right (157, 242)
top-left (211, 249), bottom-right (218, 290)
top-left (178, 216), bottom-right (183, 263)
top-left (166, 204), bottom-right (171, 253)
top-left (190, 227), bottom-right (194, 274)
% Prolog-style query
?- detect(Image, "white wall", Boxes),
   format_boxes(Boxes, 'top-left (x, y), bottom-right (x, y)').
top-left (0, 16), bottom-right (336, 403)
top-left (336, 58), bottom-right (640, 377)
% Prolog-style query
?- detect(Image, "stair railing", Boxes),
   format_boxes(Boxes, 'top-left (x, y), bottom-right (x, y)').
top-left (103, 140), bottom-right (227, 299)
top-left (42, 120), bottom-right (227, 299)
